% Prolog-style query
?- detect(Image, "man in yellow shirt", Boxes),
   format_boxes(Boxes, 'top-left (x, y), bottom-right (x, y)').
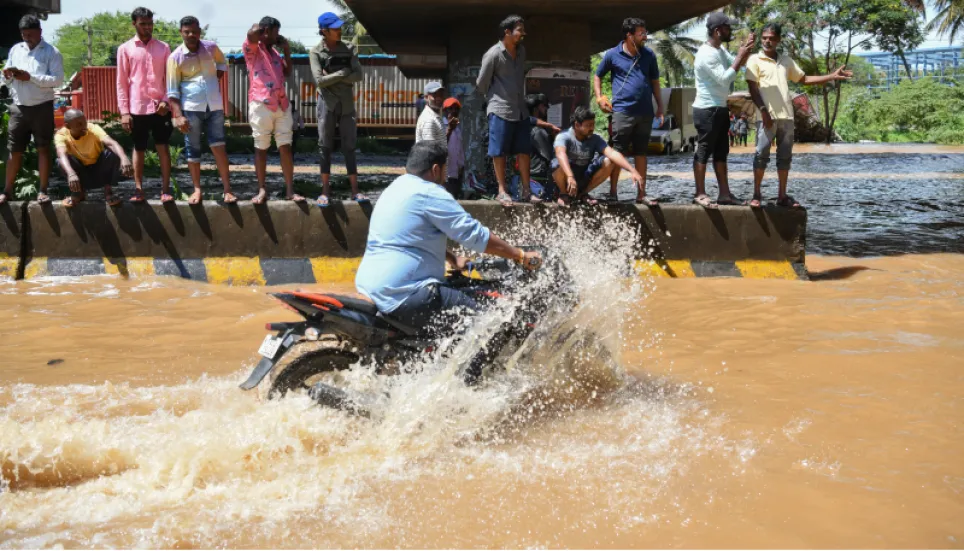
top-left (54, 109), bottom-right (133, 207)
top-left (746, 23), bottom-right (851, 208)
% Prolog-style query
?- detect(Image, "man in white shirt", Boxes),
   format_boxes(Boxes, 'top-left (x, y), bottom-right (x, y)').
top-left (691, 12), bottom-right (753, 209)
top-left (415, 81), bottom-right (447, 143)
top-left (1, 14), bottom-right (64, 205)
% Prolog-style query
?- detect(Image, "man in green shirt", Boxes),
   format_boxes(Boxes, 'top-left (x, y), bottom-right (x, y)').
top-left (310, 12), bottom-right (367, 206)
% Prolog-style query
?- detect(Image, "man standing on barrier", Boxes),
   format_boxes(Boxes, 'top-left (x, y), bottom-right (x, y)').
top-left (691, 12), bottom-right (754, 209)
top-left (1, 15), bottom-right (63, 205)
top-left (311, 11), bottom-right (367, 207)
top-left (167, 16), bottom-right (234, 204)
top-left (594, 17), bottom-right (663, 206)
top-left (244, 16), bottom-right (302, 204)
top-left (117, 7), bottom-right (173, 204)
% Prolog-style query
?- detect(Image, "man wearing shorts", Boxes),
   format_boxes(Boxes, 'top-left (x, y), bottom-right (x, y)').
top-left (1, 14), bottom-right (63, 205)
top-left (244, 16), bottom-right (301, 204)
top-left (691, 12), bottom-right (754, 208)
top-left (168, 16), bottom-right (234, 204)
top-left (551, 106), bottom-right (642, 206)
top-left (594, 17), bottom-right (663, 206)
top-left (476, 14), bottom-right (536, 206)
top-left (117, 7), bottom-right (173, 203)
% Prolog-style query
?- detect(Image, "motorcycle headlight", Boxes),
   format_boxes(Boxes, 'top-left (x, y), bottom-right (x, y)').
top-left (305, 327), bottom-right (321, 341)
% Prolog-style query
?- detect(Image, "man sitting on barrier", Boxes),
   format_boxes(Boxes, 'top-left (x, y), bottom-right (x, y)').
top-left (55, 109), bottom-right (134, 208)
top-left (552, 106), bottom-right (642, 206)
top-left (355, 141), bottom-right (541, 383)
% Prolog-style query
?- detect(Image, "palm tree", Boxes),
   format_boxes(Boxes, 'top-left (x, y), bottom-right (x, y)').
top-left (650, 23), bottom-right (701, 87)
top-left (929, 0), bottom-right (964, 43)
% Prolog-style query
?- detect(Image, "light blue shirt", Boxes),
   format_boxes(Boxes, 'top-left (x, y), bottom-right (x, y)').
top-left (693, 43), bottom-right (738, 109)
top-left (356, 174), bottom-right (491, 313)
top-left (1, 40), bottom-right (64, 106)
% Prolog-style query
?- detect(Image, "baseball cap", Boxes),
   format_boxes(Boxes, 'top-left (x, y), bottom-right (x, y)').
top-left (705, 11), bottom-right (739, 31)
top-left (424, 82), bottom-right (444, 95)
top-left (442, 97), bottom-right (461, 109)
top-left (318, 12), bottom-right (344, 29)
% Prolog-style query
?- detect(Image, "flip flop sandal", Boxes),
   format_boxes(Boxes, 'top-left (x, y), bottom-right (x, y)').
top-left (717, 195), bottom-right (743, 206)
top-left (353, 193), bottom-right (370, 203)
top-left (694, 195), bottom-right (718, 209)
top-left (36, 192), bottom-right (51, 204)
top-left (777, 195), bottom-right (801, 208)
top-left (748, 194), bottom-right (763, 208)
top-left (62, 196), bottom-right (77, 208)
top-left (635, 196), bottom-right (658, 206)
top-left (251, 191), bottom-right (267, 205)
top-left (223, 193), bottom-right (238, 204)
top-left (556, 194), bottom-right (573, 207)
top-left (497, 193), bottom-right (514, 207)
top-left (0, 193), bottom-right (9, 205)
top-left (106, 196), bottom-right (123, 207)
top-left (288, 194), bottom-right (307, 202)
top-left (527, 194), bottom-right (544, 204)
top-left (579, 195), bottom-right (600, 206)
top-left (129, 191), bottom-right (146, 203)
top-left (317, 195), bottom-right (330, 208)
top-left (160, 193), bottom-right (175, 203)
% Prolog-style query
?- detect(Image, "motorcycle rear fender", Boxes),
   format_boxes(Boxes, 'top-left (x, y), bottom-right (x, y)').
top-left (239, 327), bottom-right (298, 391)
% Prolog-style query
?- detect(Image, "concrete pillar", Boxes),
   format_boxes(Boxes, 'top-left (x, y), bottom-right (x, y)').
top-left (447, 16), bottom-right (593, 195)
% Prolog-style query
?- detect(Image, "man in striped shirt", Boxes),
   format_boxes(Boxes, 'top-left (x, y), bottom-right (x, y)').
top-left (415, 81), bottom-right (447, 143)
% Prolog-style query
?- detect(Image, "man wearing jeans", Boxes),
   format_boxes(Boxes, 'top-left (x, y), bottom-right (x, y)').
top-left (244, 16), bottom-right (301, 204)
top-left (116, 7), bottom-right (173, 203)
top-left (476, 14), bottom-right (535, 206)
top-left (594, 17), bottom-right (663, 206)
top-left (691, 12), bottom-right (753, 208)
top-left (0, 14), bottom-right (63, 205)
top-left (167, 16), bottom-right (234, 204)
top-left (746, 22), bottom-right (851, 208)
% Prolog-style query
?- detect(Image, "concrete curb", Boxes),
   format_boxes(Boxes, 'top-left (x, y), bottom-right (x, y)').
top-left (1, 200), bottom-right (808, 285)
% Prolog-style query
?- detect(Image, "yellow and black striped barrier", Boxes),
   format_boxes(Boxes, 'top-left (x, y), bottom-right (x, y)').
top-left (0, 201), bottom-right (808, 285)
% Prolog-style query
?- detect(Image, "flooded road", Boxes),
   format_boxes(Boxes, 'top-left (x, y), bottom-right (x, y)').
top-left (2, 252), bottom-right (963, 548)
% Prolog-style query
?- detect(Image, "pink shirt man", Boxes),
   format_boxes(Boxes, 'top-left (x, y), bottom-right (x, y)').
top-left (116, 37), bottom-right (171, 116)
top-left (241, 39), bottom-right (289, 112)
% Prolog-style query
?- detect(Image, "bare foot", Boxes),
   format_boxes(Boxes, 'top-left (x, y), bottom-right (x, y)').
top-left (189, 189), bottom-right (202, 205)
top-left (222, 192), bottom-right (238, 204)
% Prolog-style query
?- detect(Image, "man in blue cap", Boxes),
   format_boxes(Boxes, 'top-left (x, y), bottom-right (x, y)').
top-left (310, 11), bottom-right (366, 206)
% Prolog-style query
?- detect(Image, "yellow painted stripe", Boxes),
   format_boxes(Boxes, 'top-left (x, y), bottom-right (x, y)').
top-left (23, 257), bottom-right (48, 279)
top-left (203, 257), bottom-right (266, 286)
top-left (103, 257), bottom-right (156, 278)
top-left (0, 257), bottom-right (18, 279)
top-left (736, 260), bottom-right (799, 280)
top-left (665, 259), bottom-right (695, 278)
top-left (310, 257), bottom-right (361, 284)
top-left (634, 259), bottom-right (671, 278)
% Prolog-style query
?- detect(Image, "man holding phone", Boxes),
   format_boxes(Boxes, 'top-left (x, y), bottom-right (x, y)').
top-left (1, 14), bottom-right (64, 205)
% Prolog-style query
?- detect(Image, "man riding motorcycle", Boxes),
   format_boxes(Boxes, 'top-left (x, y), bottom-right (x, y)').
top-left (355, 141), bottom-right (542, 384)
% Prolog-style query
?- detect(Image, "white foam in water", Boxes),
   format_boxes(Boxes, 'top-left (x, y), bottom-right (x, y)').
top-left (0, 212), bottom-right (753, 548)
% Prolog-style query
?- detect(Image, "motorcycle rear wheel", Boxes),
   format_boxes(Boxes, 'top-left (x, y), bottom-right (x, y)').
top-left (267, 342), bottom-right (359, 399)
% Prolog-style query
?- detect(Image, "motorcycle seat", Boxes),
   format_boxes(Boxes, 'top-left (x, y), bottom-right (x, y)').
top-left (326, 294), bottom-right (379, 317)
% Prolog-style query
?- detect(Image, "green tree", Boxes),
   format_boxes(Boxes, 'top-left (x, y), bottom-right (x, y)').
top-left (836, 78), bottom-right (964, 143)
top-left (868, 0), bottom-right (926, 80)
top-left (53, 11), bottom-right (186, 77)
top-left (651, 22), bottom-right (701, 87)
top-left (287, 39), bottom-right (309, 54)
top-left (929, 0), bottom-right (964, 43)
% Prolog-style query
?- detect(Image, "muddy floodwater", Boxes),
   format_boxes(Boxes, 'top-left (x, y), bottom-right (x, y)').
top-left (2, 147), bottom-right (964, 549)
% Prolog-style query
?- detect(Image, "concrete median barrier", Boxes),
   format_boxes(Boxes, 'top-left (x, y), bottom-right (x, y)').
top-left (16, 200), bottom-right (807, 285)
top-left (0, 202), bottom-right (26, 279)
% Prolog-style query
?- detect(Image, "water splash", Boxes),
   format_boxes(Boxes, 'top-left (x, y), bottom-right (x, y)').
top-left (0, 212), bottom-right (752, 548)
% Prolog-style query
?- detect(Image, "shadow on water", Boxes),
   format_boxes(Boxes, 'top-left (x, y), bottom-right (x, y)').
top-left (807, 266), bottom-right (875, 281)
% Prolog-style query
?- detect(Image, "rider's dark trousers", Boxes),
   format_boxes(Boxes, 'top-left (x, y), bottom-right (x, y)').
top-left (390, 283), bottom-right (512, 385)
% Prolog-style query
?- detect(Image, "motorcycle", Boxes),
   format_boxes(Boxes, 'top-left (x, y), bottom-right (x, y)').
top-left (239, 249), bottom-right (572, 416)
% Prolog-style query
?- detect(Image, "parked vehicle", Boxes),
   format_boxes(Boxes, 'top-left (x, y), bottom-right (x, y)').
top-left (648, 87), bottom-right (697, 154)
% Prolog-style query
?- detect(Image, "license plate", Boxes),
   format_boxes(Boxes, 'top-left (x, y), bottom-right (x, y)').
top-left (258, 334), bottom-right (283, 359)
